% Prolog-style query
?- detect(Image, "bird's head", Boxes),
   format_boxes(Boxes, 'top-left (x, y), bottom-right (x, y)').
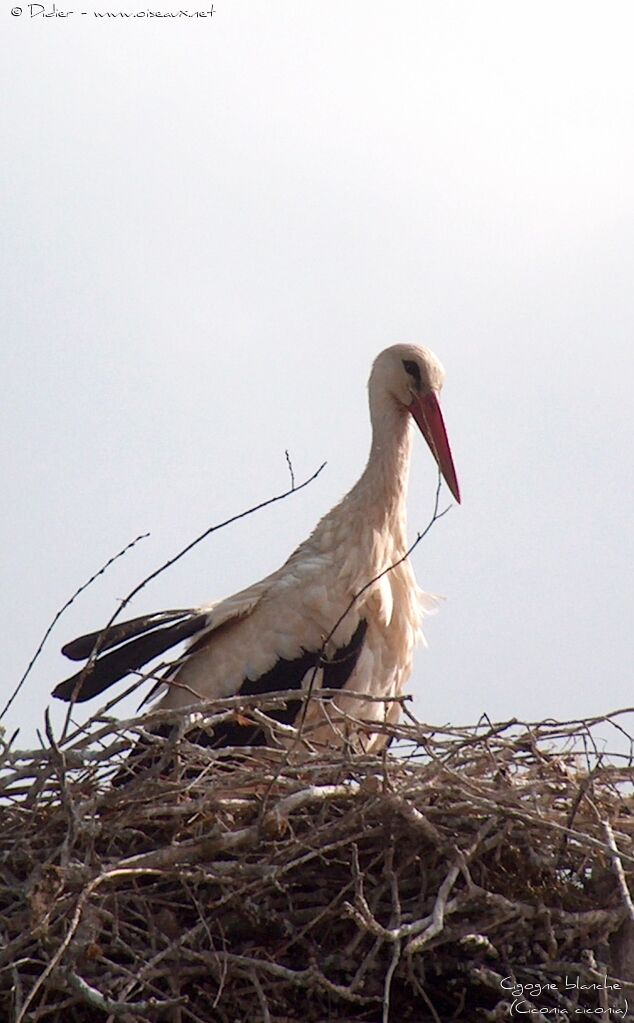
top-left (370, 344), bottom-right (461, 503)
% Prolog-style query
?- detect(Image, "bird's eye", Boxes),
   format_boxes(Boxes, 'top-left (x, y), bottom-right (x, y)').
top-left (402, 359), bottom-right (422, 387)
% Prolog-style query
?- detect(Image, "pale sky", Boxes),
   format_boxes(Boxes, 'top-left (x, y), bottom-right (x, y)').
top-left (2, 2), bottom-right (633, 750)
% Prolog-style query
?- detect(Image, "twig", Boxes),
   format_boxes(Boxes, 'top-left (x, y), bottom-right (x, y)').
top-left (247, 969), bottom-right (271, 1023)
top-left (0, 533), bottom-right (149, 721)
top-left (284, 449), bottom-right (295, 490)
top-left (603, 819), bottom-right (634, 923)
top-left (63, 971), bottom-right (186, 1016)
top-left (382, 840), bottom-right (402, 1023)
top-left (405, 819), bottom-right (497, 955)
top-left (112, 781), bottom-right (361, 870)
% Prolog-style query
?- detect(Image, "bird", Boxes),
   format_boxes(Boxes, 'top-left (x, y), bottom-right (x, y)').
top-left (53, 344), bottom-right (460, 759)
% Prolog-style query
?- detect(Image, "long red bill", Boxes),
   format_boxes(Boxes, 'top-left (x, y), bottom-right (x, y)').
top-left (409, 391), bottom-right (461, 503)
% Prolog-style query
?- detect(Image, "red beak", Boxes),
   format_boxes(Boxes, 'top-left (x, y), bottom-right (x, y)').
top-left (409, 391), bottom-right (461, 503)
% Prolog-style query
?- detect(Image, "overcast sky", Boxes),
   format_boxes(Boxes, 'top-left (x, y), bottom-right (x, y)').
top-left (2, 2), bottom-right (633, 751)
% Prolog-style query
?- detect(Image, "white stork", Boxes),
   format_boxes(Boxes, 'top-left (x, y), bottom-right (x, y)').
top-left (54, 344), bottom-right (460, 755)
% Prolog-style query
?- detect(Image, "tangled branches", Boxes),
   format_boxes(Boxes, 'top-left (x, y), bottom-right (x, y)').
top-left (1, 704), bottom-right (633, 1022)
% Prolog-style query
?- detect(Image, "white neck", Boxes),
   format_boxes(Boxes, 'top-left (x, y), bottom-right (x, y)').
top-left (347, 391), bottom-right (413, 548)
top-left (298, 386), bottom-right (414, 578)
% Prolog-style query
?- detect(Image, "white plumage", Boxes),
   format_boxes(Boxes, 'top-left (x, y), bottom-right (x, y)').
top-left (54, 343), bottom-right (460, 754)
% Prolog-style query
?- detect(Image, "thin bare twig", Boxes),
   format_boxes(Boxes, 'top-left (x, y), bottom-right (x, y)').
top-left (284, 449), bottom-right (295, 490)
top-left (0, 533), bottom-right (149, 722)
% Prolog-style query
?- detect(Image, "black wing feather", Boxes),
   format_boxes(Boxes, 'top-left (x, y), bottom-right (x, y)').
top-left (322, 618), bottom-right (368, 690)
top-left (195, 618), bottom-right (369, 747)
top-left (110, 618), bottom-right (368, 784)
top-left (205, 647), bottom-right (319, 746)
top-left (53, 613), bottom-right (208, 703)
top-left (61, 609), bottom-right (195, 661)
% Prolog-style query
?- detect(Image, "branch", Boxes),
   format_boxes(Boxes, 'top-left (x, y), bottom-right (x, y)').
top-left (63, 970), bottom-right (186, 1017)
top-left (113, 781), bottom-right (361, 871)
top-left (0, 533), bottom-right (149, 722)
top-left (284, 449), bottom-right (295, 490)
top-left (604, 819), bottom-right (634, 923)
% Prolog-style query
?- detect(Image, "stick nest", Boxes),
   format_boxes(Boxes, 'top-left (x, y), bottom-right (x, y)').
top-left (1, 703), bottom-right (633, 1022)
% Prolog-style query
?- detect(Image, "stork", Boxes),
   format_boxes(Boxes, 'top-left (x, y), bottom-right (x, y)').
top-left (53, 344), bottom-right (460, 756)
